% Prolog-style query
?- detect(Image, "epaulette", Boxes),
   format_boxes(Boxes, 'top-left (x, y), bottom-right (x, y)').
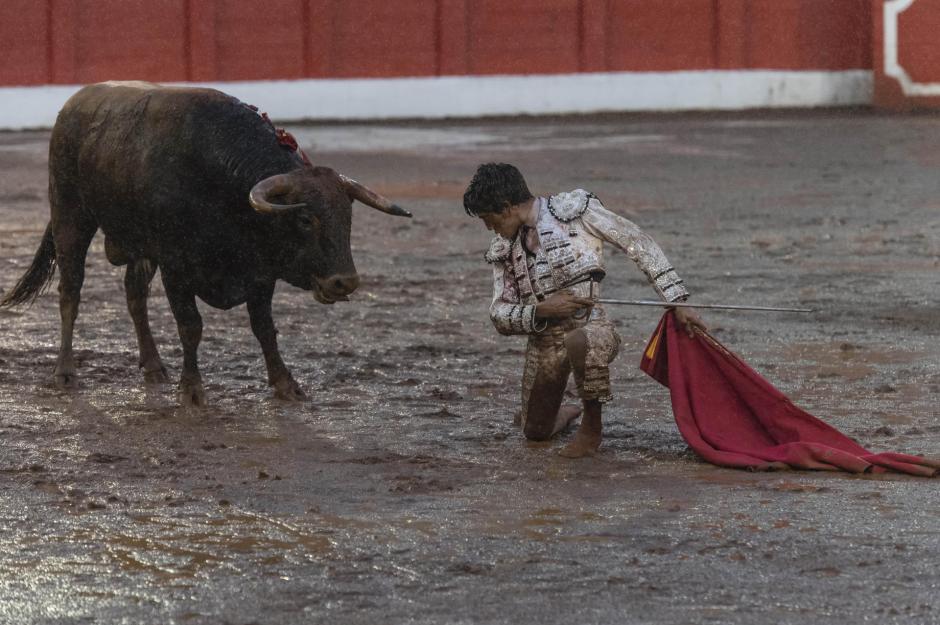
top-left (484, 235), bottom-right (512, 264)
top-left (547, 189), bottom-right (596, 222)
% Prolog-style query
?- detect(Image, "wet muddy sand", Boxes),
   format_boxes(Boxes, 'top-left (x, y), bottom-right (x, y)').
top-left (1, 112), bottom-right (939, 624)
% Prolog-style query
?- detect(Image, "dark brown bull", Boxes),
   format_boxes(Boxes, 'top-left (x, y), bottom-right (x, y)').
top-left (0, 81), bottom-right (410, 406)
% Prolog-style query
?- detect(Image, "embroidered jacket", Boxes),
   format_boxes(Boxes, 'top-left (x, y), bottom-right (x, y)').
top-left (485, 189), bottom-right (689, 335)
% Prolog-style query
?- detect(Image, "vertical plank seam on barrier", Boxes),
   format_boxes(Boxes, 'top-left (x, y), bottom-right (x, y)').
top-left (712, 0), bottom-right (720, 69)
top-left (211, 0), bottom-right (220, 80)
top-left (435, 0), bottom-right (443, 76)
top-left (328, 1), bottom-right (337, 75)
top-left (715, 0), bottom-right (750, 70)
top-left (581, 0), bottom-right (609, 72)
top-left (860, 0), bottom-right (874, 69)
top-left (603, 0), bottom-right (610, 70)
top-left (439, 0), bottom-right (470, 75)
top-left (305, 0), bottom-right (324, 77)
top-left (577, 0), bottom-right (585, 72)
top-left (301, 0), bottom-right (310, 77)
top-left (742, 0), bottom-right (751, 68)
top-left (213, 0), bottom-right (220, 80)
top-left (183, 0), bottom-right (192, 81)
top-left (797, 0), bottom-right (814, 71)
top-left (51, 0), bottom-right (78, 83)
top-left (46, 0), bottom-right (54, 83)
top-left (465, 0), bottom-right (472, 74)
top-left (187, 0), bottom-right (202, 80)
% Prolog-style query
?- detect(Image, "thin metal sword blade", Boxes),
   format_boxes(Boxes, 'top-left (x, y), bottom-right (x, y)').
top-left (597, 299), bottom-right (815, 313)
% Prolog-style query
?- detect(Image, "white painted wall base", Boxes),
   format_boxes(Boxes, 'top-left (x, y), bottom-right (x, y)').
top-left (0, 70), bottom-right (874, 130)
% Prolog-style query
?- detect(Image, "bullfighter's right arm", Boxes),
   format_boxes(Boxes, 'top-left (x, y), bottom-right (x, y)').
top-left (486, 237), bottom-right (544, 336)
top-left (581, 196), bottom-right (690, 303)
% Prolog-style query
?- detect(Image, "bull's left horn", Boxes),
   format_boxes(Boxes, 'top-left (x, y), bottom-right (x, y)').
top-left (250, 174), bottom-right (307, 214)
top-left (340, 174), bottom-right (412, 218)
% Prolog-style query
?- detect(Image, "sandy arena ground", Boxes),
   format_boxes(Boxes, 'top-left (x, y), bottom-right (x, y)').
top-left (1, 111), bottom-right (939, 624)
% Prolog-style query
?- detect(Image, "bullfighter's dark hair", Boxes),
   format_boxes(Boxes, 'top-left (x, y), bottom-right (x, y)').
top-left (463, 163), bottom-right (533, 216)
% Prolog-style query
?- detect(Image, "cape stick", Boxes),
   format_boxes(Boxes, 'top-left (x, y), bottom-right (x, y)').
top-left (597, 299), bottom-right (814, 313)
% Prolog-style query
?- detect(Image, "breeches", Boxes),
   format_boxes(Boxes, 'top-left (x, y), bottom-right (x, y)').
top-left (519, 318), bottom-right (621, 425)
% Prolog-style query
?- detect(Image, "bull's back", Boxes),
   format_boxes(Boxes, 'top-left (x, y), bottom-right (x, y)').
top-left (50, 82), bottom-right (239, 259)
top-left (54, 81), bottom-right (231, 190)
top-left (54, 81), bottom-right (221, 164)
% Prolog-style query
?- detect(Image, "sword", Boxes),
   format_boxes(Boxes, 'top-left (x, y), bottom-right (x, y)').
top-left (596, 299), bottom-right (815, 313)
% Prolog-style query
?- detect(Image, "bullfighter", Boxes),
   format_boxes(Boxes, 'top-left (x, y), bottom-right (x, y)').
top-left (464, 163), bottom-right (706, 457)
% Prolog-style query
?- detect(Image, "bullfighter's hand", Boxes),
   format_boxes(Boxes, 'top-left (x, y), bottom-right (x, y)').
top-left (535, 291), bottom-right (593, 319)
top-left (672, 306), bottom-right (707, 338)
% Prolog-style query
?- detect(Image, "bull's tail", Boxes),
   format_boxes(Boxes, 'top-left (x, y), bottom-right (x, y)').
top-left (0, 223), bottom-right (57, 308)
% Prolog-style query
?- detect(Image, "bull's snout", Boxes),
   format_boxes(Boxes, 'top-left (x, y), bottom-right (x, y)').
top-left (315, 273), bottom-right (360, 302)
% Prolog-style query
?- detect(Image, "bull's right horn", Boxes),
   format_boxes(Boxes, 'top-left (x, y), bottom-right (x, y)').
top-left (339, 174), bottom-right (412, 217)
top-left (249, 174), bottom-right (307, 214)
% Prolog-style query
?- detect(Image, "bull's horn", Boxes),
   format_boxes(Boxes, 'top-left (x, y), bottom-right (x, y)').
top-left (339, 174), bottom-right (412, 218)
top-left (249, 174), bottom-right (307, 214)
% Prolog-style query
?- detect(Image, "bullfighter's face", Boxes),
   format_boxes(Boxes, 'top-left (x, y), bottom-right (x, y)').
top-left (479, 203), bottom-right (525, 239)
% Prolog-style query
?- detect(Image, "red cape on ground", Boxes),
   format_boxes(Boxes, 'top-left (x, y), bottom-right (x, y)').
top-left (640, 312), bottom-right (939, 477)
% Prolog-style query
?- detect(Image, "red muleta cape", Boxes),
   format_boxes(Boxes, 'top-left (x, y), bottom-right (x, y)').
top-left (640, 312), bottom-right (939, 476)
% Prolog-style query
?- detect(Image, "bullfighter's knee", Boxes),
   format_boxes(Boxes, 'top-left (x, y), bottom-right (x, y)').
top-left (523, 418), bottom-right (554, 441)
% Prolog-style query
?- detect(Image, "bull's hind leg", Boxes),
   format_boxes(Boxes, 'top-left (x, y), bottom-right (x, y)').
top-left (51, 215), bottom-right (98, 389)
top-left (161, 273), bottom-right (206, 407)
top-left (124, 259), bottom-right (168, 383)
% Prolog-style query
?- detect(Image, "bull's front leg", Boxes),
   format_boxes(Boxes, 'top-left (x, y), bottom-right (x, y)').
top-left (162, 277), bottom-right (206, 407)
top-left (247, 286), bottom-right (306, 401)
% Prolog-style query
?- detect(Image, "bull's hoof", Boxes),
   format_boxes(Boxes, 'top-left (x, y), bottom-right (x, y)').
top-left (53, 357), bottom-right (78, 389)
top-left (178, 380), bottom-right (207, 408)
top-left (273, 377), bottom-right (307, 402)
top-left (143, 365), bottom-right (169, 384)
top-left (54, 371), bottom-right (78, 390)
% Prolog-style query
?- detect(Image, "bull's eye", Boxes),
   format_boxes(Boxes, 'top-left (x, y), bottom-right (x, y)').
top-left (297, 214), bottom-right (316, 229)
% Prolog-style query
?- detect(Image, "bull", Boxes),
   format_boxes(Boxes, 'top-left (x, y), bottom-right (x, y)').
top-left (0, 81), bottom-right (410, 406)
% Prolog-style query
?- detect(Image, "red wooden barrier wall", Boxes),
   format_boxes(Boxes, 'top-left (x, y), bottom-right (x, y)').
top-left (0, 0), bottom-right (872, 87)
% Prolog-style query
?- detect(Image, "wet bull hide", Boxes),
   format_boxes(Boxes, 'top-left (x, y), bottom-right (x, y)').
top-left (0, 81), bottom-right (411, 406)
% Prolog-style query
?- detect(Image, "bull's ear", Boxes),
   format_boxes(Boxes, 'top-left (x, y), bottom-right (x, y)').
top-left (339, 174), bottom-right (412, 217)
top-left (250, 174), bottom-right (307, 214)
